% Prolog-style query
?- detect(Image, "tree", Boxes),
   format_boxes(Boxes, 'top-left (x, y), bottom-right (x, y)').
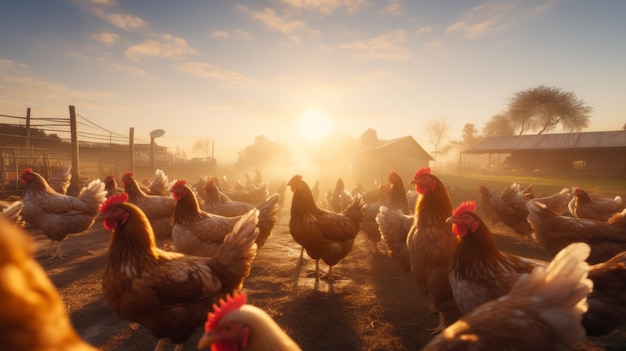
top-left (461, 123), bottom-right (481, 145)
top-left (192, 138), bottom-right (214, 158)
top-left (427, 119), bottom-right (449, 168)
top-left (507, 85), bottom-right (592, 135)
top-left (482, 113), bottom-right (515, 136)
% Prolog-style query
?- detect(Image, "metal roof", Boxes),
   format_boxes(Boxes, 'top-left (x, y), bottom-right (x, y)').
top-left (463, 130), bottom-right (626, 154)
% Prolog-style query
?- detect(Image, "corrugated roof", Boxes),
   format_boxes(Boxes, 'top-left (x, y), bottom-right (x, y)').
top-left (463, 130), bottom-right (626, 154)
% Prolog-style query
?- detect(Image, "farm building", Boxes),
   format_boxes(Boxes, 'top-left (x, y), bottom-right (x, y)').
top-left (353, 136), bottom-right (433, 182)
top-left (461, 130), bottom-right (626, 172)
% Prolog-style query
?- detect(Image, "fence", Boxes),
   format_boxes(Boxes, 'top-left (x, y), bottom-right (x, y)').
top-left (0, 106), bottom-right (169, 198)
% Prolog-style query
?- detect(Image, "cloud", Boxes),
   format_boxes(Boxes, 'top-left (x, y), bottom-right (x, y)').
top-left (534, 0), bottom-right (557, 15)
top-left (113, 63), bottom-right (151, 76)
top-left (237, 5), bottom-right (320, 40)
top-left (126, 34), bottom-right (197, 61)
top-left (174, 62), bottom-right (255, 87)
top-left (446, 2), bottom-right (518, 38)
top-left (416, 26), bottom-right (433, 34)
top-left (212, 31), bottom-right (229, 38)
top-left (381, 0), bottom-right (404, 15)
top-left (92, 32), bottom-right (119, 45)
top-left (341, 30), bottom-right (411, 60)
top-left (279, 0), bottom-right (367, 14)
top-left (79, 2), bottom-right (148, 30)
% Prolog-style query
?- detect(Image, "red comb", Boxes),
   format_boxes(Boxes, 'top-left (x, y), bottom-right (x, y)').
top-left (205, 291), bottom-right (247, 332)
top-left (413, 167), bottom-right (431, 179)
top-left (104, 175), bottom-right (115, 181)
top-left (172, 179), bottom-right (187, 189)
top-left (100, 192), bottom-right (129, 213)
top-left (452, 200), bottom-right (476, 218)
top-left (20, 168), bottom-right (33, 176)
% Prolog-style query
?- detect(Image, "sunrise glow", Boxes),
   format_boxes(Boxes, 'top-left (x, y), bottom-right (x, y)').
top-left (298, 109), bottom-right (332, 142)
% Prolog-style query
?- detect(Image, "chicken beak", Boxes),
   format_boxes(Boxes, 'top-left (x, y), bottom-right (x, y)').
top-left (197, 332), bottom-right (218, 350)
top-left (445, 216), bottom-right (456, 225)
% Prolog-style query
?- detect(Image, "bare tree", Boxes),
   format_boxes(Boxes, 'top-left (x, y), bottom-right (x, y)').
top-left (427, 119), bottom-right (449, 168)
top-left (508, 85), bottom-right (592, 135)
top-left (193, 138), bottom-right (213, 159)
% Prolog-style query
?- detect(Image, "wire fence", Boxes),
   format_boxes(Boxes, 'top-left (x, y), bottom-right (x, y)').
top-left (0, 107), bottom-right (220, 199)
top-left (1, 107), bottom-right (151, 198)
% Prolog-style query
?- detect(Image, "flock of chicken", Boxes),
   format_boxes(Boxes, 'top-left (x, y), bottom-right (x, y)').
top-left (1, 165), bottom-right (625, 351)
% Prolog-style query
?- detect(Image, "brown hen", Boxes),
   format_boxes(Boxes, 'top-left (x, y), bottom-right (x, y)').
top-left (98, 193), bottom-right (260, 351)
top-left (287, 174), bottom-right (362, 281)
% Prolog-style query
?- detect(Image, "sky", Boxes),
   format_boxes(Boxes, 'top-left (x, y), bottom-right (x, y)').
top-left (1, 0), bottom-right (625, 162)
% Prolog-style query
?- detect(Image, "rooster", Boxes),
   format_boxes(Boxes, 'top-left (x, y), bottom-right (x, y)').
top-left (422, 242), bottom-right (592, 351)
top-left (477, 183), bottom-right (533, 238)
top-left (404, 167), bottom-right (461, 333)
top-left (170, 180), bottom-right (279, 256)
top-left (360, 171), bottom-right (409, 250)
top-left (98, 193), bottom-right (260, 351)
top-left (197, 291), bottom-right (302, 351)
top-left (527, 200), bottom-right (626, 264)
top-left (445, 201), bottom-right (550, 315)
top-left (202, 180), bottom-right (256, 217)
top-left (447, 201), bottom-right (626, 336)
top-left (329, 177), bottom-right (353, 213)
top-left (287, 174), bottom-right (362, 281)
top-left (121, 171), bottom-right (176, 246)
top-left (0, 217), bottom-right (99, 351)
top-left (568, 186), bottom-right (624, 221)
top-left (19, 168), bottom-right (106, 259)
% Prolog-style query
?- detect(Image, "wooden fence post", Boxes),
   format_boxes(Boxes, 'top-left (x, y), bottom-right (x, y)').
top-left (129, 127), bottom-right (135, 173)
top-left (24, 107), bottom-right (31, 148)
top-left (68, 105), bottom-right (81, 196)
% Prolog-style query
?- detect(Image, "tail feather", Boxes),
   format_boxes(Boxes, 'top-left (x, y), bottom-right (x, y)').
top-left (212, 209), bottom-right (260, 292)
top-left (1, 201), bottom-right (23, 223)
top-left (78, 179), bottom-right (107, 214)
top-left (583, 250), bottom-right (626, 336)
top-left (508, 242), bottom-right (592, 341)
top-left (376, 206), bottom-right (413, 273)
top-left (254, 194), bottom-right (280, 247)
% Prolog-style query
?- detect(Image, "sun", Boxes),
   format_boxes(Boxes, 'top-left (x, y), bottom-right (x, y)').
top-left (298, 109), bottom-right (332, 142)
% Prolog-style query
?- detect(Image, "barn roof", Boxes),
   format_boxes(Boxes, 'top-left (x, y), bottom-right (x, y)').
top-left (463, 130), bottom-right (626, 154)
top-left (359, 136), bottom-right (434, 160)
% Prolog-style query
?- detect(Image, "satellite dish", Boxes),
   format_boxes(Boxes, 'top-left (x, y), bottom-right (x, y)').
top-left (149, 129), bottom-right (166, 138)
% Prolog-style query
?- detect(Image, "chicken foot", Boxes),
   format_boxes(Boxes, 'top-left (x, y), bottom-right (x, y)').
top-left (38, 240), bottom-right (65, 259)
top-left (426, 312), bottom-right (446, 335)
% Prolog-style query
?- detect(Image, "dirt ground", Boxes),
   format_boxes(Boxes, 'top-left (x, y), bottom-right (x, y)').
top-left (30, 191), bottom-right (626, 351)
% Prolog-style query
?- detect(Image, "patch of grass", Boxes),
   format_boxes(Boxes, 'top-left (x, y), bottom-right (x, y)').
top-left (439, 170), bottom-right (626, 199)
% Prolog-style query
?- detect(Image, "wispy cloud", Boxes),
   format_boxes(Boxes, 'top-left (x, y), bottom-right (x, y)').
top-left (212, 31), bottom-right (229, 39)
top-left (341, 30), bottom-right (411, 60)
top-left (237, 5), bottom-right (320, 42)
top-left (534, 0), bottom-right (557, 15)
top-left (279, 0), bottom-right (367, 14)
top-left (92, 32), bottom-right (119, 45)
top-left (76, 0), bottom-right (148, 30)
top-left (126, 34), bottom-right (197, 61)
top-left (174, 62), bottom-right (255, 87)
top-left (113, 63), bottom-right (151, 76)
top-left (416, 26), bottom-right (433, 34)
top-left (381, 0), bottom-right (404, 15)
top-left (446, 2), bottom-right (518, 38)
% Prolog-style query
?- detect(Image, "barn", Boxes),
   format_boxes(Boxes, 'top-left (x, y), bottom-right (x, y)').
top-left (353, 136), bottom-right (433, 183)
top-left (461, 130), bottom-right (626, 172)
